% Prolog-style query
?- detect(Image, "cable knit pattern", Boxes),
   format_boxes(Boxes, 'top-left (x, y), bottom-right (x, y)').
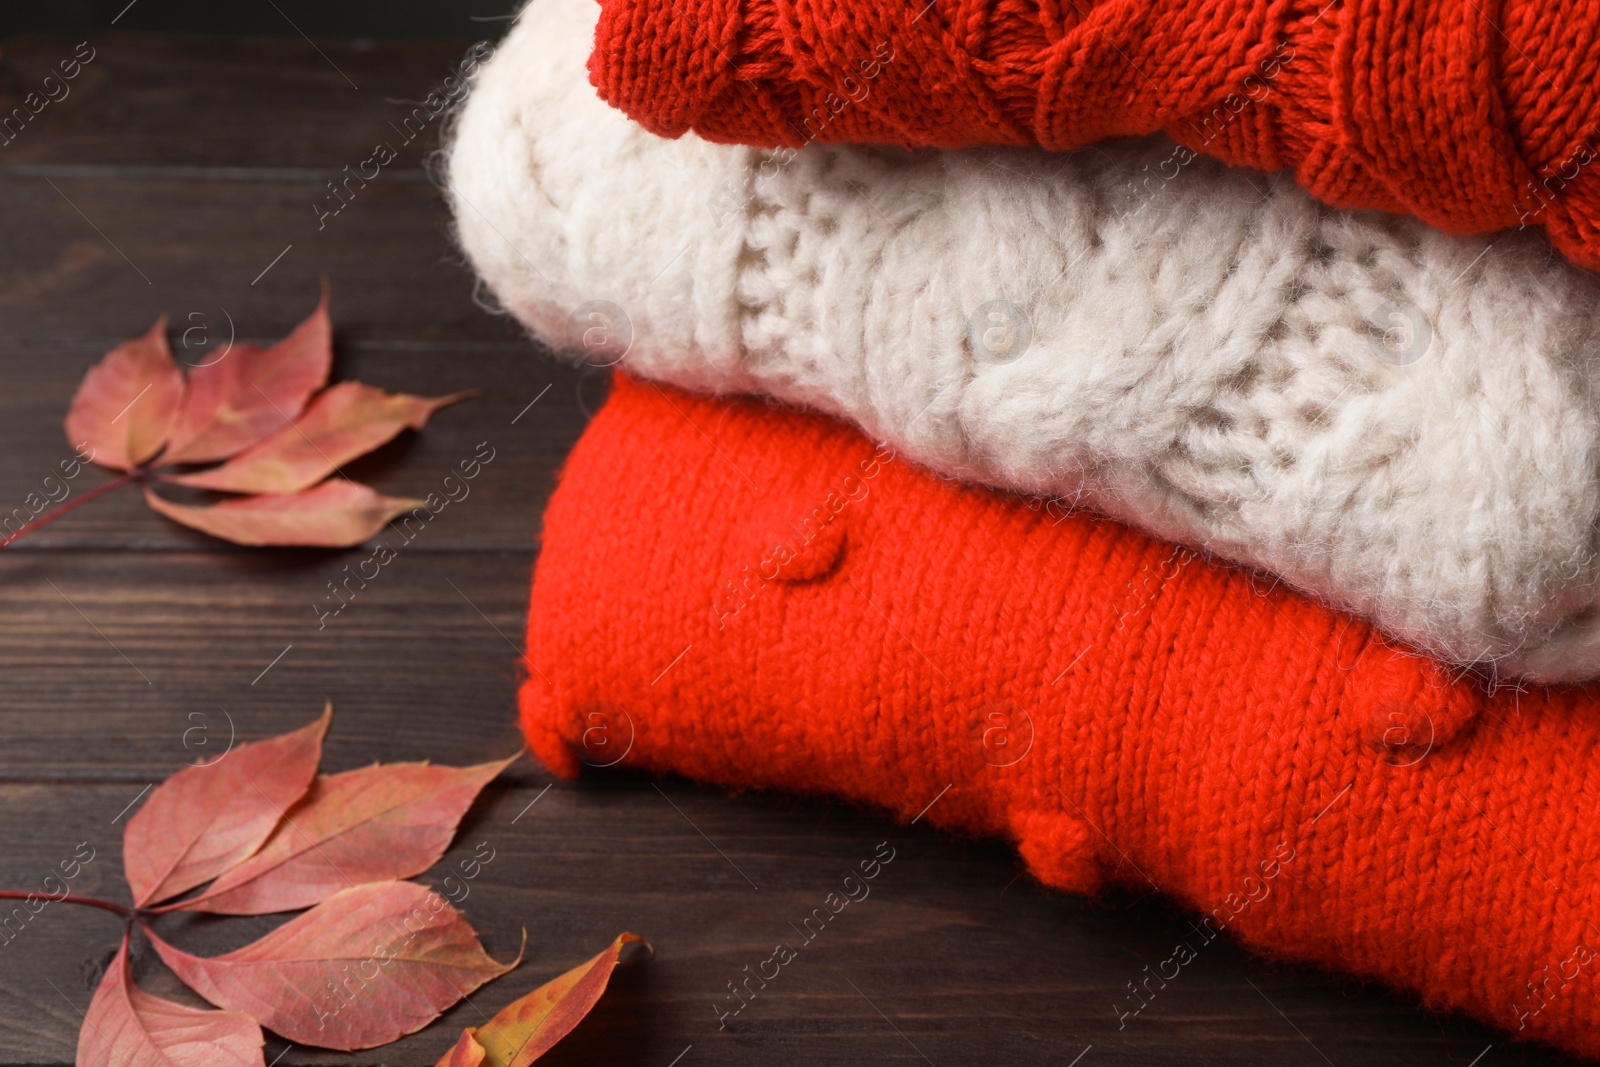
top-left (523, 373), bottom-right (1600, 1059)
top-left (587, 0), bottom-right (1600, 271)
top-left (449, 0), bottom-right (1600, 682)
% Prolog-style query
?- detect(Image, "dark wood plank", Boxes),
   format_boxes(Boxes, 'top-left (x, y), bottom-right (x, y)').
top-left (0, 29), bottom-right (529, 348)
top-left (0, 169), bottom-right (522, 343)
top-left (0, 551), bottom-right (535, 776)
top-left (2, 5), bottom-right (512, 39)
top-left (0, 33), bottom-right (495, 169)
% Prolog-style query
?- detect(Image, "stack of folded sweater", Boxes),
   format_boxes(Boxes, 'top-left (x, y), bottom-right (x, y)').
top-left (448, 0), bottom-right (1600, 1056)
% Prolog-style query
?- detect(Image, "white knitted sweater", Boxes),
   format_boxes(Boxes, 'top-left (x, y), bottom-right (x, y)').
top-left (448, 0), bottom-right (1600, 682)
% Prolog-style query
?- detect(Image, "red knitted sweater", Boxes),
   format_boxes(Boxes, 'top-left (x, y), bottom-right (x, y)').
top-left (588, 0), bottom-right (1600, 269)
top-left (523, 374), bottom-right (1600, 1057)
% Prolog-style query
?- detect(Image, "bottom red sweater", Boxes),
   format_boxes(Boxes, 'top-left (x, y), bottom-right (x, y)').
top-left (522, 373), bottom-right (1600, 1057)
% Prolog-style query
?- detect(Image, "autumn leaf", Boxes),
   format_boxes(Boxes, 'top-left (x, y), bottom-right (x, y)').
top-left (123, 705), bottom-right (329, 908)
top-left (65, 318), bottom-right (185, 470)
top-left (16, 707), bottom-right (620, 1066)
top-left (142, 480), bottom-right (425, 548)
top-left (160, 287), bottom-right (331, 464)
top-left (169, 383), bottom-right (474, 495)
top-left (435, 933), bottom-right (646, 1067)
top-left (174, 755), bottom-right (519, 915)
top-left (27, 288), bottom-right (472, 550)
top-left (145, 880), bottom-right (522, 1050)
top-left (78, 932), bottom-right (265, 1067)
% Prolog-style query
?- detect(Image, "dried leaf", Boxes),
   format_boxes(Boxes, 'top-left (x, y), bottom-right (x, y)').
top-left (64, 318), bottom-right (185, 470)
top-left (161, 290), bottom-right (331, 464)
top-left (145, 881), bottom-right (520, 1051)
top-left (124, 705), bottom-right (329, 908)
top-left (434, 934), bottom-right (645, 1067)
top-left (437, 1030), bottom-right (489, 1067)
top-left (37, 290), bottom-right (473, 553)
top-left (170, 383), bottom-right (474, 495)
top-left (78, 932), bottom-right (264, 1067)
top-left (179, 755), bottom-right (518, 915)
top-left (143, 480), bottom-right (424, 548)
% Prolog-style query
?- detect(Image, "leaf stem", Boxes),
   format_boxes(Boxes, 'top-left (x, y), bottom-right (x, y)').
top-left (0, 468), bottom-right (143, 550)
top-left (0, 888), bottom-right (133, 917)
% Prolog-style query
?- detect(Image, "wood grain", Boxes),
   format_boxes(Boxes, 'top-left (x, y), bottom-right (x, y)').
top-left (0, 29), bottom-right (1581, 1067)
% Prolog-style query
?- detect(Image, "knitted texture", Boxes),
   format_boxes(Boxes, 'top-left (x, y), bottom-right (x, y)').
top-left (523, 373), bottom-right (1600, 1058)
top-left (450, 0), bottom-right (1600, 683)
top-left (587, 0), bottom-right (1600, 270)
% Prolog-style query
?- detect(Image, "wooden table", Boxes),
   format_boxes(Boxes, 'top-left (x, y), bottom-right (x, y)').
top-left (0, 30), bottom-right (1580, 1067)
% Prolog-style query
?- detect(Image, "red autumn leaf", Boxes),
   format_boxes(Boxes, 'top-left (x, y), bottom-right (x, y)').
top-left (168, 383), bottom-right (474, 495)
top-left (143, 480), bottom-right (424, 548)
top-left (175, 755), bottom-right (518, 915)
top-left (123, 705), bottom-right (329, 908)
top-left (434, 933), bottom-right (646, 1067)
top-left (145, 880), bottom-right (521, 1050)
top-left (160, 289), bottom-right (332, 464)
top-left (78, 932), bottom-right (265, 1067)
top-left (25, 704), bottom-right (555, 1067)
top-left (64, 318), bottom-right (185, 470)
top-left (22, 289), bottom-right (476, 551)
